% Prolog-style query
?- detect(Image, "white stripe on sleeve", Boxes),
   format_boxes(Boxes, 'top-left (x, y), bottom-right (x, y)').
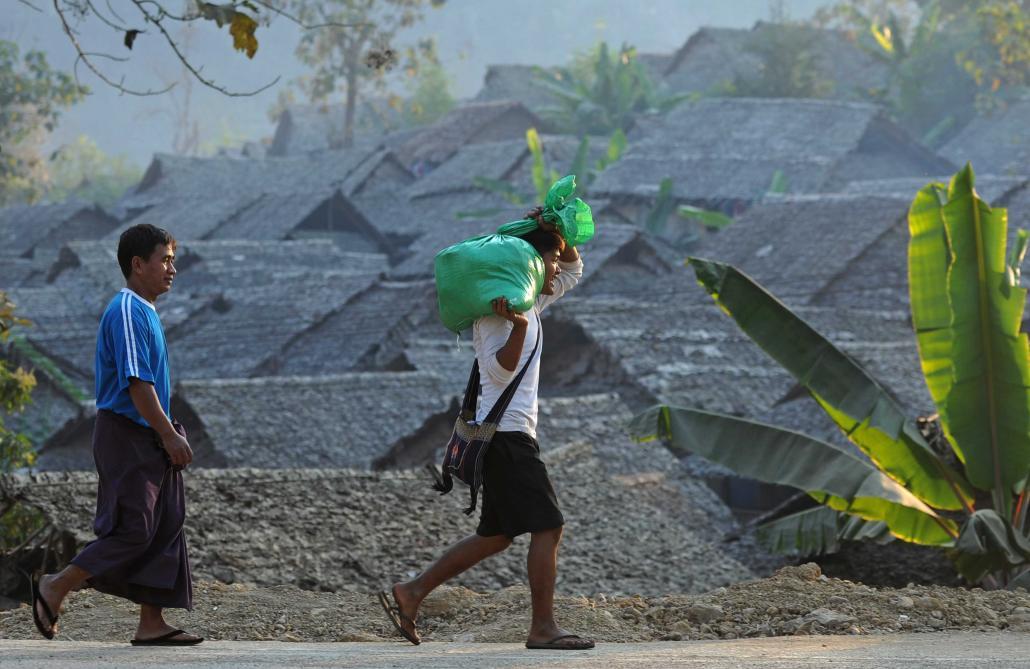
top-left (120, 293), bottom-right (138, 378)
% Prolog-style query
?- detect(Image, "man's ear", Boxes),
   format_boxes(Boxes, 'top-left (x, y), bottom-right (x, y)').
top-left (131, 255), bottom-right (143, 275)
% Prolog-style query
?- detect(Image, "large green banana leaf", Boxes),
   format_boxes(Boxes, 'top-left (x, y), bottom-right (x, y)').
top-left (910, 165), bottom-right (1030, 507)
top-left (756, 505), bottom-right (891, 557)
top-left (689, 258), bottom-right (973, 510)
top-left (952, 509), bottom-right (1030, 583)
top-left (629, 406), bottom-right (957, 545)
top-left (908, 182), bottom-right (954, 408)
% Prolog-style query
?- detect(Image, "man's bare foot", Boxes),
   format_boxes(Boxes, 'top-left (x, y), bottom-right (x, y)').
top-left (391, 583), bottom-right (421, 643)
top-left (527, 625), bottom-right (596, 650)
top-left (134, 621), bottom-right (202, 643)
top-left (34, 574), bottom-right (62, 637)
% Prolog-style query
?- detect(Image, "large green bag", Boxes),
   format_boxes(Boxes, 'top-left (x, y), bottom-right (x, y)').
top-left (496, 174), bottom-right (595, 247)
top-left (434, 234), bottom-right (545, 333)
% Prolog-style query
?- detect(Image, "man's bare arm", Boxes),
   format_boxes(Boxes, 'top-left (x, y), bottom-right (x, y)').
top-left (128, 378), bottom-right (192, 466)
top-left (492, 298), bottom-right (528, 372)
top-left (559, 243), bottom-right (580, 263)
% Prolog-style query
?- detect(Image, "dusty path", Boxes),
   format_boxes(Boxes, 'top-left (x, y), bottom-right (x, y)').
top-left (2, 634), bottom-right (1030, 669)
top-left (4, 565), bottom-right (1030, 643)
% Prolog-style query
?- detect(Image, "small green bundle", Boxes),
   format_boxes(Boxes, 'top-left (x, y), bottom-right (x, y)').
top-left (434, 234), bottom-right (545, 333)
top-left (496, 175), bottom-right (595, 247)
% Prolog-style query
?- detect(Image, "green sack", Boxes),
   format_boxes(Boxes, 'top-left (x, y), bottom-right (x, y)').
top-left (496, 174), bottom-right (595, 247)
top-left (434, 234), bottom-right (545, 333)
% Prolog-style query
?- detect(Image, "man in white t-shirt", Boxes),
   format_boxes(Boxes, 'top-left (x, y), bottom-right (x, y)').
top-left (382, 215), bottom-right (594, 650)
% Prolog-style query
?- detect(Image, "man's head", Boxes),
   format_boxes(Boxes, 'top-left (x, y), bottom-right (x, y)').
top-left (117, 224), bottom-right (177, 299)
top-left (518, 227), bottom-right (566, 295)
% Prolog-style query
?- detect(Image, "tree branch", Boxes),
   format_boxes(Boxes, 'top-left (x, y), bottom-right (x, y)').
top-left (85, 0), bottom-right (130, 31)
top-left (249, 0), bottom-right (369, 30)
top-left (130, 0), bottom-right (280, 97)
top-left (104, 0), bottom-right (128, 25)
top-left (133, 0), bottom-right (193, 21)
top-left (54, 0), bottom-right (176, 96)
top-left (15, 0), bottom-right (44, 12)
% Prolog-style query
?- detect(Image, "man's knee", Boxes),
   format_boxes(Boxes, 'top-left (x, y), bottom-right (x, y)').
top-left (479, 533), bottom-right (513, 553)
top-left (530, 525), bottom-right (564, 544)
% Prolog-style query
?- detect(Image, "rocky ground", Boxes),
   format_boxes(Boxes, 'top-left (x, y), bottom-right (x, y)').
top-left (3, 564), bottom-right (1029, 643)
top-left (1, 395), bottom-right (763, 602)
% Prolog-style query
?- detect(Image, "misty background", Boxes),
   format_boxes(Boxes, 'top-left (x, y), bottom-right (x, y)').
top-left (6, 0), bottom-right (831, 168)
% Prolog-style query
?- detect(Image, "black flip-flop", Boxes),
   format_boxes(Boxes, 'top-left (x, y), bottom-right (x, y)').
top-left (29, 574), bottom-right (57, 640)
top-left (377, 590), bottom-right (420, 645)
top-left (525, 634), bottom-right (596, 650)
top-left (130, 629), bottom-right (204, 646)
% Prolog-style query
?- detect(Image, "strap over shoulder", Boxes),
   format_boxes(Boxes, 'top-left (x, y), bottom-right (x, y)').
top-left (459, 312), bottom-right (541, 425)
top-left (484, 312), bottom-right (541, 424)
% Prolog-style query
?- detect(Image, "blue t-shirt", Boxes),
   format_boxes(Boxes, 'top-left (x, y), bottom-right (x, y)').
top-left (95, 288), bottom-right (171, 427)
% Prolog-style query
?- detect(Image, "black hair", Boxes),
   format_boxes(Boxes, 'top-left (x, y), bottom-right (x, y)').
top-left (117, 224), bottom-right (176, 279)
top-left (518, 206), bottom-right (564, 257)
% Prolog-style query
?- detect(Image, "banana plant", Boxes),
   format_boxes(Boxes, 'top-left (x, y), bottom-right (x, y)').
top-left (630, 164), bottom-right (1030, 587)
top-left (459, 127), bottom-right (626, 219)
top-left (532, 42), bottom-right (689, 136)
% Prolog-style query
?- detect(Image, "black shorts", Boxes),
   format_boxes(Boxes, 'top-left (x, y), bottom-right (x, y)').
top-left (476, 431), bottom-right (564, 539)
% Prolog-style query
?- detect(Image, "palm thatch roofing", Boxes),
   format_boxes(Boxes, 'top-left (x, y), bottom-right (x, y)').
top-left (267, 102), bottom-right (406, 157)
top-left (166, 270), bottom-right (382, 381)
top-left (546, 297), bottom-right (928, 421)
top-left (695, 194), bottom-right (913, 307)
top-left (843, 175), bottom-right (1028, 204)
top-left (472, 64), bottom-right (562, 111)
top-left (941, 98), bottom-right (1030, 177)
top-left (396, 101), bottom-right (543, 166)
top-left (171, 371), bottom-right (453, 469)
top-left (14, 240), bottom-right (387, 393)
top-left (0, 255), bottom-right (40, 289)
top-left (662, 22), bottom-right (889, 100)
top-left (591, 98), bottom-right (954, 204)
top-left (814, 179), bottom-right (1030, 312)
top-left (117, 148), bottom-right (409, 241)
top-left (0, 199), bottom-right (118, 259)
top-left (262, 279), bottom-right (434, 377)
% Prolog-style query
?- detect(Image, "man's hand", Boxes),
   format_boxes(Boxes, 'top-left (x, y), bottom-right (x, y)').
top-left (160, 430), bottom-right (193, 467)
top-left (491, 297), bottom-right (529, 372)
top-left (492, 297), bottom-right (529, 328)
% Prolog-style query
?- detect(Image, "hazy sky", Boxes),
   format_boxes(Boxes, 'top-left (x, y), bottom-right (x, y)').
top-left (7, 0), bottom-right (833, 167)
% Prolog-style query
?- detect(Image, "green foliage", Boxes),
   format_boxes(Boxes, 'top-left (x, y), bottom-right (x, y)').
top-left (677, 205), bottom-right (734, 231)
top-left (643, 178), bottom-right (676, 235)
top-left (0, 40), bottom-right (88, 205)
top-left (465, 127), bottom-right (626, 219)
top-left (533, 42), bottom-right (688, 136)
top-left (907, 165), bottom-right (1030, 517)
top-left (527, 128), bottom-right (559, 204)
top-left (767, 170), bottom-right (790, 195)
top-left (9, 337), bottom-right (86, 403)
top-left (47, 136), bottom-right (142, 208)
top-left (638, 182), bottom-right (732, 248)
top-left (631, 405), bottom-right (957, 547)
top-left (818, 0), bottom-right (1030, 143)
top-left (399, 44), bottom-right (455, 127)
top-left (756, 505), bottom-right (892, 558)
top-left (0, 291), bottom-right (43, 551)
top-left (632, 166), bottom-right (1030, 587)
top-left (287, 0), bottom-right (440, 146)
top-left (725, 23), bottom-right (835, 99)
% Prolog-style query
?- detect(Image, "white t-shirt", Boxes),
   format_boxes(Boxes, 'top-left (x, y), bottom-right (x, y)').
top-left (472, 257), bottom-right (584, 437)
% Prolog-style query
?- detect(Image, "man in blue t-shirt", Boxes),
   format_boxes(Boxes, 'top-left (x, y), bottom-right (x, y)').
top-left (30, 224), bottom-right (201, 646)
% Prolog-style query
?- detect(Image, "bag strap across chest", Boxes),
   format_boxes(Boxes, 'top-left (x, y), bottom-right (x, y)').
top-left (460, 312), bottom-right (541, 425)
